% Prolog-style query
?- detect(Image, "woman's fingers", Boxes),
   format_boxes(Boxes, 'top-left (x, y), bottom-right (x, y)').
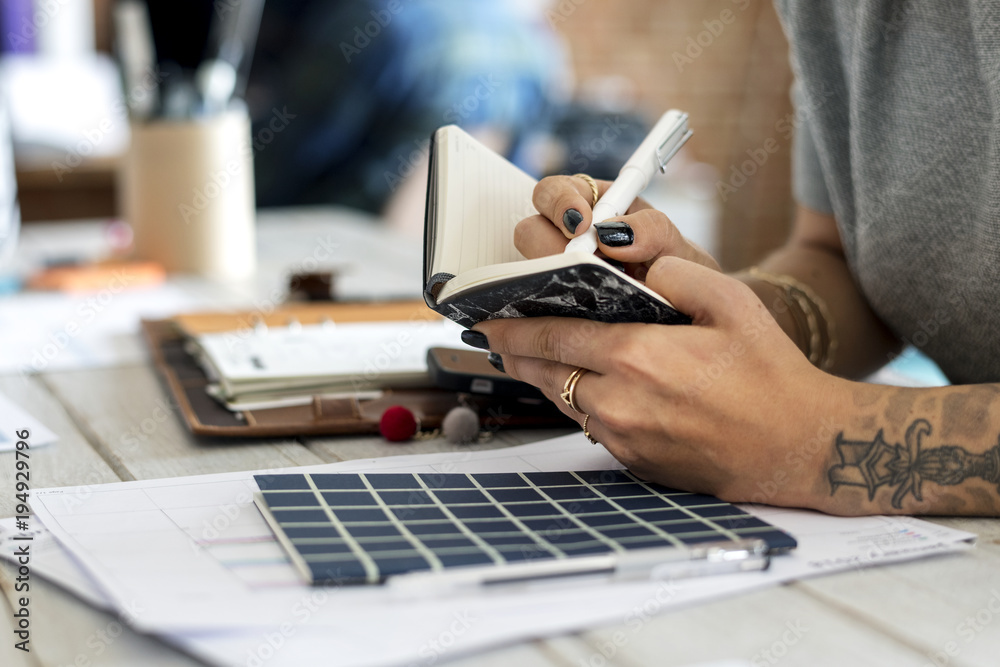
top-left (594, 209), bottom-right (721, 272)
top-left (513, 214), bottom-right (571, 259)
top-left (524, 175), bottom-right (719, 273)
top-left (499, 355), bottom-right (595, 418)
top-left (500, 353), bottom-right (653, 471)
top-left (475, 316), bottom-right (619, 375)
top-left (532, 175), bottom-right (608, 239)
top-left (644, 256), bottom-right (756, 328)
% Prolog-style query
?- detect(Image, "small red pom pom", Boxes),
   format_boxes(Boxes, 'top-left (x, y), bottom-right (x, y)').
top-left (379, 405), bottom-right (418, 442)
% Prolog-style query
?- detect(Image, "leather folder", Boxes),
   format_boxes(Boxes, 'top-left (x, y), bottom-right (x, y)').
top-left (142, 301), bottom-right (571, 438)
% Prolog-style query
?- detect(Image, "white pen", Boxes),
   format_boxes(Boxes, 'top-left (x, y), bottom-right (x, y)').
top-left (564, 110), bottom-right (692, 255)
top-left (388, 539), bottom-right (767, 597)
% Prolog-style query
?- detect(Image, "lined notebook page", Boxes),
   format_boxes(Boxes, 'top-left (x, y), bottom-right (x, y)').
top-left (439, 127), bottom-right (538, 276)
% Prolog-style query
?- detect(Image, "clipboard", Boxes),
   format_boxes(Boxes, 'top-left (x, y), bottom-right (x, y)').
top-left (142, 301), bottom-right (572, 438)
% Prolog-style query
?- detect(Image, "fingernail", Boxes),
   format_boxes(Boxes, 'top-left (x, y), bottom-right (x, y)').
top-left (562, 208), bottom-right (583, 234)
top-left (595, 221), bottom-right (634, 247)
top-left (487, 352), bottom-right (505, 373)
top-left (606, 258), bottom-right (626, 272)
top-left (461, 330), bottom-right (490, 350)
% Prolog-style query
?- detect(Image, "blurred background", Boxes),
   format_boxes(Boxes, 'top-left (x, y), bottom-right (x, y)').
top-left (3, 0), bottom-right (794, 272)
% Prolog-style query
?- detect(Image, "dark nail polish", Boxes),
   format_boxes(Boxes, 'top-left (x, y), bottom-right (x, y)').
top-left (461, 330), bottom-right (490, 350)
top-left (595, 221), bottom-right (634, 247)
top-left (606, 258), bottom-right (626, 272)
top-left (562, 208), bottom-right (583, 234)
top-left (487, 352), bottom-right (505, 374)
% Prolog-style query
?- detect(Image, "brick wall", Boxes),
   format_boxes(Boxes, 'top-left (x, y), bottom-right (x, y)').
top-left (551, 0), bottom-right (795, 270)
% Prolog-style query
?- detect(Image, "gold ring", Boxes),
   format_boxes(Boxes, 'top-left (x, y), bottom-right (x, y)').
top-left (573, 173), bottom-right (599, 208)
top-left (560, 367), bottom-right (588, 414)
top-left (583, 414), bottom-right (599, 445)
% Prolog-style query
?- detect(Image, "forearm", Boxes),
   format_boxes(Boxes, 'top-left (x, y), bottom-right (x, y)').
top-left (812, 380), bottom-right (1000, 516)
top-left (734, 206), bottom-right (900, 378)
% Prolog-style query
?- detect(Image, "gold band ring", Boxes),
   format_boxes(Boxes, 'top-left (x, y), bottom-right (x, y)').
top-left (583, 414), bottom-right (599, 445)
top-left (573, 173), bottom-right (599, 208)
top-left (560, 366), bottom-right (589, 414)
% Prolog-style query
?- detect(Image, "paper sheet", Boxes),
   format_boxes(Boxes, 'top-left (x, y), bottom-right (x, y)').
top-left (0, 284), bottom-right (226, 374)
top-left (19, 434), bottom-right (976, 667)
top-left (0, 392), bottom-right (57, 451)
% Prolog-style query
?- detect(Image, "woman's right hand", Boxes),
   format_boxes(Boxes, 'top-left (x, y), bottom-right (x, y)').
top-left (514, 175), bottom-right (721, 281)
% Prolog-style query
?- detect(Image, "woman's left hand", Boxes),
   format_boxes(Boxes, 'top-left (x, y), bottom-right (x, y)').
top-left (474, 256), bottom-right (850, 509)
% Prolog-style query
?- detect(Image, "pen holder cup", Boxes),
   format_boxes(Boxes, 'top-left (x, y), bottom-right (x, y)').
top-left (120, 108), bottom-right (256, 281)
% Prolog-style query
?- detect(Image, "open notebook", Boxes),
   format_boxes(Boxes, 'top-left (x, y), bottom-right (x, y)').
top-left (422, 125), bottom-right (690, 328)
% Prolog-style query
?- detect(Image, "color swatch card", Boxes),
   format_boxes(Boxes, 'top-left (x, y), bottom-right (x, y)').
top-left (254, 470), bottom-right (797, 586)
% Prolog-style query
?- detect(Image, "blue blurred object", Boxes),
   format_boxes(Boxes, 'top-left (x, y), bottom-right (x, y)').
top-left (249, 0), bottom-right (569, 211)
top-left (886, 347), bottom-right (951, 386)
top-left (866, 346), bottom-right (951, 388)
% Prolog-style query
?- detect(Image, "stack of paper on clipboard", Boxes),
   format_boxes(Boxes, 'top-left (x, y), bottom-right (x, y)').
top-left (191, 318), bottom-right (465, 410)
top-left (5, 433), bottom-right (978, 667)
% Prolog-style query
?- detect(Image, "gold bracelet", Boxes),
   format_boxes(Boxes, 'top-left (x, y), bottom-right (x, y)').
top-left (765, 277), bottom-right (812, 358)
top-left (748, 267), bottom-right (837, 370)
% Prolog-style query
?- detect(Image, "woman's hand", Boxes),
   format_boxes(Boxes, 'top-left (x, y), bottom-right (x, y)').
top-left (475, 256), bottom-right (852, 510)
top-left (515, 175), bottom-right (720, 281)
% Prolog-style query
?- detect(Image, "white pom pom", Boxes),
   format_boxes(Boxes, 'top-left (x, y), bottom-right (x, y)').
top-left (442, 406), bottom-right (479, 444)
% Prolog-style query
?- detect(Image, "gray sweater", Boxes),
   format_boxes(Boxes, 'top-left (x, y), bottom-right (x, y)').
top-left (773, 0), bottom-right (1000, 384)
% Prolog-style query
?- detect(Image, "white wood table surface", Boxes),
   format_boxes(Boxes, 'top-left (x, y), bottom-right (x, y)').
top-left (2, 210), bottom-right (999, 667)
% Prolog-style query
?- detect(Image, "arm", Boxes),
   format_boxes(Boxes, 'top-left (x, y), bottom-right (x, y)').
top-left (478, 178), bottom-right (1000, 516)
top-left (517, 176), bottom-right (898, 379)
top-left (738, 204), bottom-right (901, 379)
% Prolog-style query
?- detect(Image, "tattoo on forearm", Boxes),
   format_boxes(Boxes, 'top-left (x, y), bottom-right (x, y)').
top-left (828, 419), bottom-right (1000, 509)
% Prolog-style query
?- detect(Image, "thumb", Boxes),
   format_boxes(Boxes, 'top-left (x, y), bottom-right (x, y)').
top-left (644, 256), bottom-right (756, 328)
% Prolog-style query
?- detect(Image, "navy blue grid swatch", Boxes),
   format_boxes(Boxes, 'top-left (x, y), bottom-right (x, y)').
top-left (253, 470), bottom-right (796, 585)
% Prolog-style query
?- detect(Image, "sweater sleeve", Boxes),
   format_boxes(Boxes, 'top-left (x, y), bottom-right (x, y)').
top-left (791, 82), bottom-right (835, 215)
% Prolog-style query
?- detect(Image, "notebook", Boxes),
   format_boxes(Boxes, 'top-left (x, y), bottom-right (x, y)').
top-left (422, 124), bottom-right (691, 329)
top-left (191, 318), bottom-right (465, 410)
top-left (254, 470), bottom-right (797, 586)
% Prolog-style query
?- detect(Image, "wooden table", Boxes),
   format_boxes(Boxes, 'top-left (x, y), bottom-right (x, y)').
top-left (2, 210), bottom-right (1000, 667)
